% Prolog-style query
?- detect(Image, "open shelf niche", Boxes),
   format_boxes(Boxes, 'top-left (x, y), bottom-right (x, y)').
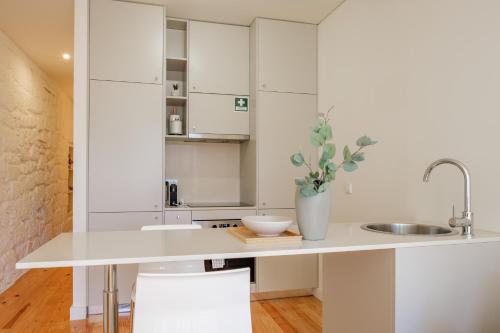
top-left (166, 18), bottom-right (188, 138)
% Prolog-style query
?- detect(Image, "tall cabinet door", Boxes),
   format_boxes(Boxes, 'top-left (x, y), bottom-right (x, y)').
top-left (256, 19), bottom-right (317, 94)
top-left (87, 212), bottom-right (162, 314)
top-left (257, 91), bottom-right (317, 209)
top-left (89, 0), bottom-right (164, 84)
top-left (189, 21), bottom-right (249, 95)
top-left (89, 80), bottom-right (163, 212)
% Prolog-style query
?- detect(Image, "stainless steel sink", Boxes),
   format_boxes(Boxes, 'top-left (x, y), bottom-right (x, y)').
top-left (361, 223), bottom-right (458, 236)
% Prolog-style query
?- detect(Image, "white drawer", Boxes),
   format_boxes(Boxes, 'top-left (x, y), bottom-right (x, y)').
top-left (164, 211), bottom-right (192, 225)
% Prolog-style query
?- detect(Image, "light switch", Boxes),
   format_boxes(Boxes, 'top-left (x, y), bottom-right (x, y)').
top-left (345, 183), bottom-right (353, 194)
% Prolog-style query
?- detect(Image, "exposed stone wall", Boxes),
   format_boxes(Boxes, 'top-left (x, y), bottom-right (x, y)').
top-left (0, 30), bottom-right (73, 293)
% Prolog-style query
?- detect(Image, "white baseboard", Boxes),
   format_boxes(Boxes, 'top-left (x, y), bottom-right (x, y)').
top-left (313, 287), bottom-right (323, 301)
top-left (70, 305), bottom-right (88, 321)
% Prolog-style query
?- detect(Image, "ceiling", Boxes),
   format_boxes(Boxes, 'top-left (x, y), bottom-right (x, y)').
top-left (140, 0), bottom-right (345, 25)
top-left (0, 0), bottom-right (74, 97)
top-left (0, 0), bottom-right (344, 98)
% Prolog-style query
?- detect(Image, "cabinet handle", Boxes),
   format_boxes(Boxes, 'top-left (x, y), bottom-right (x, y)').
top-left (154, 216), bottom-right (158, 220)
top-left (192, 86), bottom-right (196, 90)
top-left (154, 204), bottom-right (158, 208)
top-left (262, 83), bottom-right (267, 88)
top-left (176, 215), bottom-right (180, 219)
top-left (192, 126), bottom-right (196, 132)
top-left (262, 202), bottom-right (266, 206)
top-left (154, 76), bottom-right (159, 82)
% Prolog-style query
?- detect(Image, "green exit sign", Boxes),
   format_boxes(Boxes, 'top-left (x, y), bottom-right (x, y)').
top-left (234, 97), bottom-right (249, 112)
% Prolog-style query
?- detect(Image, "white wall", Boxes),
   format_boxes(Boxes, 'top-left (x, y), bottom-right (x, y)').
top-left (165, 142), bottom-right (241, 203)
top-left (318, 0), bottom-right (500, 232)
top-left (0, 29), bottom-right (73, 293)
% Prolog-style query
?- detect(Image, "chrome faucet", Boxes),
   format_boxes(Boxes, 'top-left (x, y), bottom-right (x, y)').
top-left (423, 158), bottom-right (473, 236)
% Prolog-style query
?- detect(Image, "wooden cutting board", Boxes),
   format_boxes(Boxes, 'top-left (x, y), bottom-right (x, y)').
top-left (228, 227), bottom-right (303, 244)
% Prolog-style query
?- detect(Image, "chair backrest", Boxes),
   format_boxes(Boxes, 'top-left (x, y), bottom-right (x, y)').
top-left (133, 268), bottom-right (252, 333)
top-left (141, 224), bottom-right (202, 231)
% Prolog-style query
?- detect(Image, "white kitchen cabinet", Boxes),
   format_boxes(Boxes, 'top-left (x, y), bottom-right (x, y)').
top-left (256, 209), bottom-right (318, 293)
top-left (164, 210), bottom-right (192, 225)
top-left (89, 80), bottom-right (163, 213)
top-left (257, 91), bottom-right (317, 209)
top-left (89, 0), bottom-right (163, 84)
top-left (255, 19), bottom-right (317, 94)
top-left (257, 254), bottom-right (318, 293)
top-left (88, 212), bottom-right (162, 314)
top-left (189, 93), bottom-right (250, 136)
top-left (189, 21), bottom-right (249, 95)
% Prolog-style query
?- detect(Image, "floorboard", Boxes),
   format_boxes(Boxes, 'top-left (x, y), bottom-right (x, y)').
top-left (0, 268), bottom-right (322, 332)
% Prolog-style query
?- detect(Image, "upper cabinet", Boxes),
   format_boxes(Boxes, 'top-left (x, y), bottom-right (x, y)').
top-left (89, 0), bottom-right (164, 84)
top-left (255, 19), bottom-right (317, 94)
top-left (189, 93), bottom-right (249, 136)
top-left (189, 21), bottom-right (249, 95)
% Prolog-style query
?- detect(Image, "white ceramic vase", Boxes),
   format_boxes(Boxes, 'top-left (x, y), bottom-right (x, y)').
top-left (295, 187), bottom-right (331, 240)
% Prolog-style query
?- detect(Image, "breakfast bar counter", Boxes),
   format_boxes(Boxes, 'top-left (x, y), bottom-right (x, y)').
top-left (15, 222), bottom-right (500, 269)
top-left (16, 223), bottom-right (500, 333)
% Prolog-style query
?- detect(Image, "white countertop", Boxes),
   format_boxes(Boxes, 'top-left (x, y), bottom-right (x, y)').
top-left (16, 222), bottom-right (500, 269)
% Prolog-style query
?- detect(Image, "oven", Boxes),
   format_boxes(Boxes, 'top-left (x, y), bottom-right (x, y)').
top-left (192, 219), bottom-right (256, 284)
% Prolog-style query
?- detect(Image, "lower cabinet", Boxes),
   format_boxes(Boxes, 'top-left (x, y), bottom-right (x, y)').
top-left (88, 212), bottom-right (162, 314)
top-left (256, 254), bottom-right (318, 293)
top-left (256, 209), bottom-right (318, 293)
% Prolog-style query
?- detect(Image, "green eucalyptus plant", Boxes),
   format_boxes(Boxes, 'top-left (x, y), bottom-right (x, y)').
top-left (290, 107), bottom-right (378, 197)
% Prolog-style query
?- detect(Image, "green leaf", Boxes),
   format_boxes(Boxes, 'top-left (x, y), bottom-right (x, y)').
top-left (322, 143), bottom-right (336, 160)
top-left (300, 184), bottom-right (317, 197)
top-left (295, 178), bottom-right (306, 186)
top-left (319, 157), bottom-right (328, 170)
top-left (290, 153), bottom-right (305, 167)
top-left (319, 124), bottom-right (333, 141)
top-left (318, 182), bottom-right (329, 193)
top-left (343, 161), bottom-right (358, 172)
top-left (343, 145), bottom-right (352, 162)
top-left (352, 152), bottom-right (365, 162)
top-left (310, 132), bottom-right (324, 147)
top-left (356, 135), bottom-right (378, 147)
top-left (326, 162), bottom-right (337, 173)
top-left (309, 171), bottom-right (320, 179)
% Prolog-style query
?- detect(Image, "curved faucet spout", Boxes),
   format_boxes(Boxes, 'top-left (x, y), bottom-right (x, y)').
top-left (422, 158), bottom-right (471, 212)
top-left (422, 158), bottom-right (473, 236)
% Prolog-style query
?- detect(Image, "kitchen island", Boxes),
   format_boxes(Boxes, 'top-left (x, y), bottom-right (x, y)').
top-left (17, 222), bottom-right (500, 333)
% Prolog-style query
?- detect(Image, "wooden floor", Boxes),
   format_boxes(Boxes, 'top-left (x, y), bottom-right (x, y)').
top-left (0, 268), bottom-right (321, 332)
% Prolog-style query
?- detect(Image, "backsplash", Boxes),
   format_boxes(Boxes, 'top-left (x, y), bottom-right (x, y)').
top-left (165, 142), bottom-right (241, 203)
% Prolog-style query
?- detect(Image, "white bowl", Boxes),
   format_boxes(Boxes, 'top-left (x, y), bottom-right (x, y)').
top-left (242, 216), bottom-right (293, 237)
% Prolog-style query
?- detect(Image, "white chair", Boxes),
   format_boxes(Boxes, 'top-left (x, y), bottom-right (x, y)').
top-left (130, 224), bottom-right (205, 331)
top-left (132, 268), bottom-right (252, 333)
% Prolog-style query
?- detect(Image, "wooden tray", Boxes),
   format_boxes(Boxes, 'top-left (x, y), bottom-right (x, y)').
top-left (228, 227), bottom-right (303, 244)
